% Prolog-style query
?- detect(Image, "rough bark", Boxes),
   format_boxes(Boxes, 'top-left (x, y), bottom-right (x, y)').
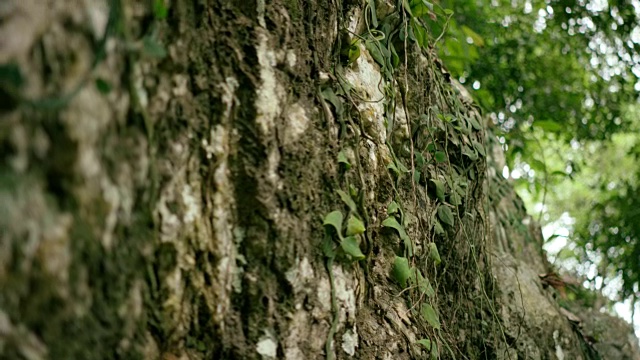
top-left (1, 1), bottom-right (638, 359)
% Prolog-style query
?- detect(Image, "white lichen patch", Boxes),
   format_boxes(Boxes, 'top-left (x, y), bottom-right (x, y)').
top-left (100, 177), bottom-right (120, 249)
top-left (213, 198), bottom-right (235, 260)
top-left (283, 310), bottom-right (310, 360)
top-left (255, 31), bottom-right (284, 136)
top-left (163, 266), bottom-right (184, 312)
top-left (203, 125), bottom-right (229, 161)
top-left (0, 0), bottom-right (48, 63)
top-left (266, 146), bottom-right (281, 187)
top-left (392, 105), bottom-right (410, 142)
top-left (332, 265), bottom-right (357, 324)
top-left (154, 160), bottom-right (229, 332)
top-left (341, 328), bottom-right (359, 356)
top-left (63, 87), bottom-right (110, 180)
top-left (346, 6), bottom-right (364, 35)
top-left (316, 277), bottom-right (332, 314)
top-left (156, 171), bottom-right (186, 243)
top-left (219, 77), bottom-right (239, 122)
top-left (344, 44), bottom-right (387, 144)
top-left (207, 72), bottom-right (239, 326)
top-left (181, 184), bottom-right (200, 224)
top-left (553, 330), bottom-right (565, 360)
top-left (211, 158), bottom-right (237, 326)
top-left (133, 63), bottom-right (149, 108)
top-left (85, 0), bottom-right (110, 39)
top-left (283, 103), bottom-right (309, 145)
top-left (256, 0), bottom-right (266, 27)
top-left (286, 50), bottom-right (297, 68)
top-left (256, 333), bottom-right (278, 359)
top-left (36, 213), bottom-right (73, 295)
top-left (0, 309), bottom-right (48, 360)
top-left (172, 74), bottom-right (188, 97)
top-left (285, 256), bottom-right (315, 295)
top-left (284, 347), bottom-right (304, 360)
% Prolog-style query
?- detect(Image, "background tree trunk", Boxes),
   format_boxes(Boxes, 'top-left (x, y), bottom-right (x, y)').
top-left (1, 1), bottom-right (638, 359)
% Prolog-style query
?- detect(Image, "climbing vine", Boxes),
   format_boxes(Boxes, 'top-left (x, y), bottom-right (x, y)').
top-left (317, 0), bottom-right (509, 358)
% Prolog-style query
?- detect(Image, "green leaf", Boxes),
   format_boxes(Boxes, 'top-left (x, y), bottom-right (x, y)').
top-left (422, 0), bottom-right (434, 10)
top-left (396, 160), bottom-right (410, 174)
top-left (341, 236), bottom-right (365, 260)
top-left (468, 115), bottom-right (482, 130)
top-left (469, 168), bottom-right (476, 180)
top-left (415, 270), bottom-right (435, 297)
top-left (321, 87), bottom-right (344, 116)
top-left (420, 303), bottom-right (441, 329)
top-left (443, 8), bottom-right (454, 15)
top-left (338, 151), bottom-right (351, 169)
top-left (142, 37), bottom-right (167, 58)
top-left (533, 120), bottom-right (563, 132)
top-left (388, 159), bottom-right (409, 178)
top-left (437, 205), bottom-right (454, 227)
top-left (382, 217), bottom-right (406, 237)
top-left (401, 0), bottom-right (414, 16)
top-left (461, 25), bottom-right (483, 46)
top-left (389, 42), bottom-right (400, 69)
top-left (416, 339), bottom-right (432, 350)
top-left (336, 190), bottom-right (358, 213)
top-left (428, 243), bottom-right (441, 265)
top-left (434, 151), bottom-right (447, 163)
top-left (413, 169), bottom-right (421, 183)
top-left (346, 215), bottom-right (366, 236)
top-left (95, 78), bottom-right (112, 94)
top-left (392, 256), bottom-right (411, 287)
top-left (397, 159), bottom-right (410, 173)
top-left (323, 211), bottom-right (344, 236)
top-left (450, 192), bottom-right (462, 206)
top-left (0, 63), bottom-right (25, 89)
top-left (382, 217), bottom-right (413, 256)
top-left (322, 235), bottom-right (336, 258)
top-left (462, 146), bottom-right (479, 161)
top-left (415, 152), bottom-right (425, 167)
top-left (529, 158), bottom-right (546, 172)
top-left (431, 344), bottom-right (439, 359)
top-left (443, 174), bottom-right (453, 188)
top-left (411, 1), bottom-right (432, 17)
top-left (153, 0), bottom-right (168, 19)
top-left (412, 21), bottom-right (428, 48)
top-left (367, 0), bottom-right (378, 28)
top-left (387, 162), bottom-right (399, 176)
top-left (430, 179), bottom-right (445, 201)
top-left (472, 141), bottom-right (486, 157)
top-left (433, 220), bottom-right (444, 235)
top-left (365, 40), bottom-right (386, 67)
top-left (347, 43), bottom-right (361, 65)
top-left (387, 201), bottom-right (400, 216)
top-left (437, 113), bottom-right (454, 123)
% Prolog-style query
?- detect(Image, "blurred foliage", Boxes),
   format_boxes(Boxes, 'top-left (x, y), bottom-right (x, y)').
top-left (431, 0), bottom-right (640, 302)
top-left (523, 110), bottom-right (640, 300)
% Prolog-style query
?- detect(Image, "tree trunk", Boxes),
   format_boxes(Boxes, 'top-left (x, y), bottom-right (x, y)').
top-left (1, 1), bottom-right (638, 359)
